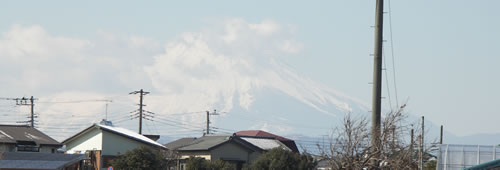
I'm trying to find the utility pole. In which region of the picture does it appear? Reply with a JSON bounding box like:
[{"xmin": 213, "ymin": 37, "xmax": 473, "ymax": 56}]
[
  {"xmin": 205, "ymin": 109, "xmax": 219, "ymax": 135},
  {"xmin": 371, "ymin": 0, "xmax": 384, "ymax": 166},
  {"xmin": 410, "ymin": 129, "xmax": 414, "ymax": 161},
  {"xmin": 1, "ymin": 96, "xmax": 38, "ymax": 127},
  {"xmin": 420, "ymin": 116, "xmax": 425, "ymax": 170},
  {"xmin": 29, "ymin": 96, "xmax": 34, "ymax": 127},
  {"xmin": 129, "ymin": 89, "xmax": 150, "ymax": 134},
  {"xmin": 391, "ymin": 125, "xmax": 395, "ymax": 153},
  {"xmin": 206, "ymin": 111, "xmax": 210, "ymax": 135},
  {"xmin": 440, "ymin": 125, "xmax": 443, "ymax": 144}
]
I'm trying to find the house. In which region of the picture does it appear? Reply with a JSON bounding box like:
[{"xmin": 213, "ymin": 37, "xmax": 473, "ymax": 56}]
[
  {"xmin": 171, "ymin": 133, "xmax": 290, "ymax": 170},
  {"xmin": 0, "ymin": 152, "xmax": 85, "ymax": 170},
  {"xmin": 61, "ymin": 121, "xmax": 166, "ymax": 169},
  {"xmin": 235, "ymin": 130, "xmax": 300, "ymax": 153},
  {"xmin": 0, "ymin": 124, "xmax": 62, "ymax": 153}
]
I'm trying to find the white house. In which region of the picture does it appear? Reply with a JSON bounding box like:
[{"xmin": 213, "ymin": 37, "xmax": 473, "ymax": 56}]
[{"xmin": 62, "ymin": 121, "xmax": 166, "ymax": 169}]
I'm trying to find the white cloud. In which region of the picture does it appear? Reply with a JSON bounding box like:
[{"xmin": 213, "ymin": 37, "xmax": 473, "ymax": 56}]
[
  {"xmin": 0, "ymin": 24, "xmax": 90, "ymax": 60},
  {"xmin": 279, "ymin": 39, "xmax": 304, "ymax": 54},
  {"xmin": 1, "ymin": 20, "xmax": 368, "ymax": 139}
]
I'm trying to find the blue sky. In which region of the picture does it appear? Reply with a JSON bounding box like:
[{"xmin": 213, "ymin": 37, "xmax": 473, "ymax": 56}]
[{"xmin": 1, "ymin": 0, "xmax": 499, "ymax": 138}]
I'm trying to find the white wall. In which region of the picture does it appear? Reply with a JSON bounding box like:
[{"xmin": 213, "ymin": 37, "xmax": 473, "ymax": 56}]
[{"xmin": 65, "ymin": 128, "xmax": 102, "ymax": 154}]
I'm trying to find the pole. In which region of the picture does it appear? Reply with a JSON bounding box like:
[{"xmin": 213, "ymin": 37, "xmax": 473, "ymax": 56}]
[
  {"xmin": 129, "ymin": 89, "xmax": 149, "ymax": 134},
  {"xmin": 139, "ymin": 89, "xmax": 144, "ymax": 134},
  {"xmin": 420, "ymin": 116, "xmax": 425, "ymax": 170},
  {"xmin": 391, "ymin": 125, "xmax": 395, "ymax": 153},
  {"xmin": 410, "ymin": 129, "xmax": 414, "ymax": 161},
  {"xmin": 206, "ymin": 111, "xmax": 210, "ymax": 135},
  {"xmin": 30, "ymin": 96, "xmax": 34, "ymax": 128},
  {"xmin": 440, "ymin": 125, "xmax": 443, "ymax": 144},
  {"xmin": 371, "ymin": 0, "xmax": 384, "ymax": 165}
]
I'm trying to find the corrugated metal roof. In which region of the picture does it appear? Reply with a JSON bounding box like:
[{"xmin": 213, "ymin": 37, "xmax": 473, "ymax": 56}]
[
  {"xmin": 62, "ymin": 123, "xmax": 166, "ymax": 149},
  {"xmin": 98, "ymin": 124, "xmax": 166, "ymax": 149},
  {"xmin": 235, "ymin": 130, "xmax": 300, "ymax": 153},
  {"xmin": 239, "ymin": 137, "xmax": 290, "ymax": 151},
  {"xmin": 0, "ymin": 152, "xmax": 84, "ymax": 169},
  {"xmin": 0, "ymin": 125, "xmax": 61, "ymax": 146}
]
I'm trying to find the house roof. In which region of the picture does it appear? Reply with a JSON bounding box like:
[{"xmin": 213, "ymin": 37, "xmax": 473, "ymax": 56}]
[
  {"xmin": 235, "ymin": 130, "xmax": 299, "ymax": 153},
  {"xmin": 0, "ymin": 152, "xmax": 85, "ymax": 169},
  {"xmin": 165, "ymin": 137, "xmax": 197, "ymax": 150},
  {"xmin": 0, "ymin": 124, "xmax": 61, "ymax": 146},
  {"xmin": 177, "ymin": 134, "xmax": 233, "ymax": 151},
  {"xmin": 235, "ymin": 130, "xmax": 292, "ymax": 141},
  {"xmin": 239, "ymin": 136, "xmax": 290, "ymax": 151},
  {"xmin": 62, "ymin": 123, "xmax": 166, "ymax": 149}
]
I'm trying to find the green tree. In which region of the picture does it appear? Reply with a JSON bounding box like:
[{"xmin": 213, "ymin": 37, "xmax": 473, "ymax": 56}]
[
  {"xmin": 250, "ymin": 148, "xmax": 317, "ymax": 170},
  {"xmin": 185, "ymin": 157, "xmax": 210, "ymax": 170},
  {"xmin": 111, "ymin": 146, "xmax": 167, "ymax": 170},
  {"xmin": 424, "ymin": 160, "xmax": 437, "ymax": 170},
  {"xmin": 185, "ymin": 157, "xmax": 235, "ymax": 170}
]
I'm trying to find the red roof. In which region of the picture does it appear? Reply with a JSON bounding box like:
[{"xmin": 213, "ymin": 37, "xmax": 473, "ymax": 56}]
[{"xmin": 235, "ymin": 130, "xmax": 299, "ymax": 153}]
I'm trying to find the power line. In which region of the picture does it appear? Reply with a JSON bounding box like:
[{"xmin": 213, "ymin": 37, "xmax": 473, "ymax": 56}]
[
  {"xmin": 387, "ymin": 0, "xmax": 400, "ymax": 107},
  {"xmin": 1, "ymin": 96, "xmax": 38, "ymax": 127},
  {"xmin": 206, "ymin": 109, "xmax": 219, "ymax": 135},
  {"xmin": 36, "ymin": 99, "xmax": 113, "ymax": 104},
  {"xmin": 383, "ymin": 46, "xmax": 393, "ymax": 110},
  {"xmin": 129, "ymin": 89, "xmax": 150, "ymax": 134}
]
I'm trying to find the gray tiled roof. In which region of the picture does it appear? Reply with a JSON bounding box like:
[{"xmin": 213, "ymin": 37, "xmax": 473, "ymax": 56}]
[
  {"xmin": 165, "ymin": 137, "xmax": 197, "ymax": 150},
  {"xmin": 0, "ymin": 125, "xmax": 60, "ymax": 146},
  {"xmin": 177, "ymin": 134, "xmax": 233, "ymax": 151},
  {"xmin": 0, "ymin": 152, "xmax": 85, "ymax": 169}
]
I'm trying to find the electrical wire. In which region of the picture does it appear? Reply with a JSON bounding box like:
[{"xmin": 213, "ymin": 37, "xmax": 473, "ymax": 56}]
[
  {"xmin": 383, "ymin": 46, "xmax": 393, "ymax": 110},
  {"xmin": 387, "ymin": 0, "xmax": 400, "ymax": 107}
]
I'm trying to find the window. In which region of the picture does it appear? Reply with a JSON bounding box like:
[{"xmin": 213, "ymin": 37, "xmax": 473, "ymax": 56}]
[{"xmin": 16, "ymin": 140, "xmax": 39, "ymax": 152}]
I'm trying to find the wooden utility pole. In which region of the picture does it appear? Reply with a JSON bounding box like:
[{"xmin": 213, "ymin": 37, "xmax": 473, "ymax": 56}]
[
  {"xmin": 129, "ymin": 89, "xmax": 149, "ymax": 134},
  {"xmin": 371, "ymin": 0, "xmax": 384, "ymax": 165}
]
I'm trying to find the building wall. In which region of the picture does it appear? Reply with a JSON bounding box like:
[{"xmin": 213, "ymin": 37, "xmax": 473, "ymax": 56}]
[
  {"xmin": 0, "ymin": 144, "xmax": 15, "ymax": 152},
  {"xmin": 248, "ymin": 151, "xmax": 261, "ymax": 164},
  {"xmin": 65, "ymin": 128, "xmax": 103, "ymax": 154},
  {"xmin": 40, "ymin": 146, "xmax": 59, "ymax": 153},
  {"xmin": 211, "ymin": 142, "xmax": 251, "ymax": 162},
  {"xmin": 101, "ymin": 130, "xmax": 154, "ymax": 156}
]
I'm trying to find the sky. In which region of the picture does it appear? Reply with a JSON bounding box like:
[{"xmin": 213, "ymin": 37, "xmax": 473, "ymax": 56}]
[{"xmin": 1, "ymin": 0, "xmax": 499, "ymax": 140}]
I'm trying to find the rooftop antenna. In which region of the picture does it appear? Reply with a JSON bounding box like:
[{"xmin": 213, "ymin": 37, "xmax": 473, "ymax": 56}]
[{"xmin": 104, "ymin": 100, "xmax": 113, "ymax": 120}]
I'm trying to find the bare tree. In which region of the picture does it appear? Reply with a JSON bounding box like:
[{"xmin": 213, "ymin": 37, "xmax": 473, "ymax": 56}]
[{"xmin": 317, "ymin": 104, "xmax": 435, "ymax": 170}]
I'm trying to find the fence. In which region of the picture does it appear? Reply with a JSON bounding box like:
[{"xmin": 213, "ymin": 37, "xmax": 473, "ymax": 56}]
[{"xmin": 437, "ymin": 144, "xmax": 500, "ymax": 170}]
